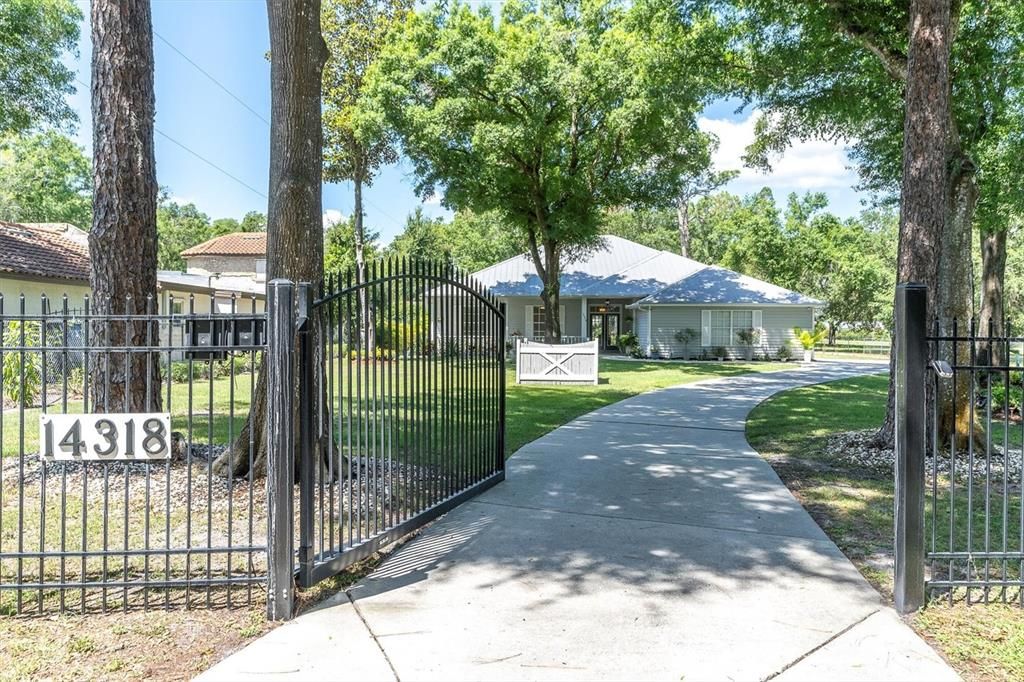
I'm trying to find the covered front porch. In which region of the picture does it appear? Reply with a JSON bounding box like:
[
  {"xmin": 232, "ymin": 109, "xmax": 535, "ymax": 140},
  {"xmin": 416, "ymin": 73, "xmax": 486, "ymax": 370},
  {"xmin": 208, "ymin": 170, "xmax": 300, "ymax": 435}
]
[{"xmin": 502, "ymin": 296, "xmax": 639, "ymax": 350}]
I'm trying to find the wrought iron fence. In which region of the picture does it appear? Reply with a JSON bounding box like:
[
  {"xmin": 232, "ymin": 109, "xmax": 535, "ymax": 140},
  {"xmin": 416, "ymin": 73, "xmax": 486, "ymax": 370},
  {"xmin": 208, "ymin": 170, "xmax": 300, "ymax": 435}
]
[
  {"xmin": 1, "ymin": 263, "xmax": 506, "ymax": 620},
  {"xmin": 0, "ymin": 292, "xmax": 267, "ymax": 614},
  {"xmin": 894, "ymin": 284, "xmax": 1024, "ymax": 611},
  {"xmin": 294, "ymin": 260, "xmax": 506, "ymax": 589}
]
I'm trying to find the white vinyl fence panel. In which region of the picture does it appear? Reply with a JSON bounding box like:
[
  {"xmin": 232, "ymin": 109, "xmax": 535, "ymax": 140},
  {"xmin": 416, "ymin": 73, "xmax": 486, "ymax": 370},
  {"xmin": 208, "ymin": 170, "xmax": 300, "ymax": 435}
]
[{"xmin": 515, "ymin": 339, "xmax": 599, "ymax": 385}]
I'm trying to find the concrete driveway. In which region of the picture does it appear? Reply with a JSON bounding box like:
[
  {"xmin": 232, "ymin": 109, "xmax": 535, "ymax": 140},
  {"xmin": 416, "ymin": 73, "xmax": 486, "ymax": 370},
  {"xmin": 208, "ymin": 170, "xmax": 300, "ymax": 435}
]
[{"xmin": 200, "ymin": 361, "xmax": 959, "ymax": 682}]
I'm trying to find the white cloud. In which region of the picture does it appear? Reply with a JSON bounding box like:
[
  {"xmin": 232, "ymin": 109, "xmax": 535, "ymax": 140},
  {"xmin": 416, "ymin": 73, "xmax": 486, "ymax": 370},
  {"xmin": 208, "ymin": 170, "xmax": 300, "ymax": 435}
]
[
  {"xmin": 698, "ymin": 111, "xmax": 858, "ymax": 194},
  {"xmin": 322, "ymin": 209, "xmax": 346, "ymax": 230}
]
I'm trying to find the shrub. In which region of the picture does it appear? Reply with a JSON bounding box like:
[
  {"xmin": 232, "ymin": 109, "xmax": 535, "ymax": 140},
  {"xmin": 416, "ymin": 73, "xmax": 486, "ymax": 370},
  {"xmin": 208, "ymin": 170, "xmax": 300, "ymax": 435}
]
[
  {"xmin": 617, "ymin": 331, "xmax": 639, "ymax": 355},
  {"xmin": 777, "ymin": 342, "xmax": 793, "ymax": 361},
  {"xmin": 713, "ymin": 345, "xmax": 728, "ymax": 359},
  {"xmin": 2, "ymin": 322, "xmax": 42, "ymax": 407},
  {"xmin": 991, "ymin": 383, "xmax": 1023, "ymax": 412},
  {"xmin": 736, "ymin": 328, "xmax": 760, "ymax": 346},
  {"xmin": 674, "ymin": 328, "xmax": 698, "ymax": 358}
]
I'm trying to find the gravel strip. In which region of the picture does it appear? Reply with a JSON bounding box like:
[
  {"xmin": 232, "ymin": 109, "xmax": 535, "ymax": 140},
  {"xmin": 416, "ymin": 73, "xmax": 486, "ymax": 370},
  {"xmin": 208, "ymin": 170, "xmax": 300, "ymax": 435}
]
[{"xmin": 825, "ymin": 428, "xmax": 1024, "ymax": 484}]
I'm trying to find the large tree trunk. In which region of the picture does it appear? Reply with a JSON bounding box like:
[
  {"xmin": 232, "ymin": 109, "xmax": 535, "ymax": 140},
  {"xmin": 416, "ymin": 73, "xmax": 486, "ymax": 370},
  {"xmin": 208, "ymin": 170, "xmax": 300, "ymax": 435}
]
[
  {"xmin": 676, "ymin": 197, "xmax": 690, "ymax": 258},
  {"xmin": 979, "ymin": 226, "xmax": 1007, "ymax": 363},
  {"xmin": 524, "ymin": 228, "xmax": 562, "ymax": 343},
  {"xmin": 89, "ymin": 0, "xmax": 161, "ymax": 413},
  {"xmin": 936, "ymin": 157, "xmax": 979, "ymax": 446},
  {"xmin": 214, "ymin": 0, "xmax": 328, "ymax": 478},
  {"xmin": 541, "ymin": 237, "xmax": 562, "ymax": 342},
  {"xmin": 352, "ymin": 172, "xmax": 375, "ymax": 353},
  {"xmin": 874, "ymin": 0, "xmax": 951, "ymax": 448}
]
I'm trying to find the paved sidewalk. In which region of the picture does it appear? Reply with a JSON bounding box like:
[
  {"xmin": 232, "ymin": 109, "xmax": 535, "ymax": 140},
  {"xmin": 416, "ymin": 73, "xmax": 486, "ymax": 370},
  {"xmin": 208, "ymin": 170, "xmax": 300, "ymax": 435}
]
[{"xmin": 200, "ymin": 362, "xmax": 959, "ymax": 682}]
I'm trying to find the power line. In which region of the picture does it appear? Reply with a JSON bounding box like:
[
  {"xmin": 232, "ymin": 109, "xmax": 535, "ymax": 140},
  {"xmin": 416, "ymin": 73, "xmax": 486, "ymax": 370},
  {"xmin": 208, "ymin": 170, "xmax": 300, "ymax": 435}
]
[
  {"xmin": 76, "ymin": 77, "xmax": 267, "ymax": 199},
  {"xmin": 153, "ymin": 30, "xmax": 271, "ymax": 126},
  {"xmin": 154, "ymin": 128, "xmax": 268, "ymax": 199}
]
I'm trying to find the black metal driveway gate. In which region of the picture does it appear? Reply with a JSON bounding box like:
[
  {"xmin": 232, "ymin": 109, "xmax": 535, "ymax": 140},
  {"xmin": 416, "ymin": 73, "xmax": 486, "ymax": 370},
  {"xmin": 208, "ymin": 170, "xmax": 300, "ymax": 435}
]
[
  {"xmin": 289, "ymin": 259, "xmax": 506, "ymax": 597},
  {"xmin": 894, "ymin": 283, "xmax": 1024, "ymax": 613}
]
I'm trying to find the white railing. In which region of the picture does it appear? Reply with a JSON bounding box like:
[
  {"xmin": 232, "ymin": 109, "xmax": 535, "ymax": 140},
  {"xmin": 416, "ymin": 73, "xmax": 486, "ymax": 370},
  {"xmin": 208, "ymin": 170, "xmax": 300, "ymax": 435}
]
[
  {"xmin": 517, "ymin": 335, "xmax": 587, "ymax": 344},
  {"xmin": 515, "ymin": 338, "xmax": 599, "ymax": 385}
]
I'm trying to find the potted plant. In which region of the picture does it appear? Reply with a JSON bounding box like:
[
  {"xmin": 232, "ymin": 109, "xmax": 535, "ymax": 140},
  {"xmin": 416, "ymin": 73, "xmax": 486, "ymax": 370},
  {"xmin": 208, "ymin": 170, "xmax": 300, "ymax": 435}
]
[
  {"xmin": 735, "ymin": 328, "xmax": 760, "ymax": 361},
  {"xmin": 713, "ymin": 345, "xmax": 728, "ymax": 362},
  {"xmin": 776, "ymin": 342, "xmax": 793, "ymax": 362},
  {"xmin": 617, "ymin": 331, "xmax": 640, "ymax": 357},
  {"xmin": 792, "ymin": 327, "xmax": 827, "ymax": 362},
  {"xmin": 674, "ymin": 328, "xmax": 699, "ymax": 360}
]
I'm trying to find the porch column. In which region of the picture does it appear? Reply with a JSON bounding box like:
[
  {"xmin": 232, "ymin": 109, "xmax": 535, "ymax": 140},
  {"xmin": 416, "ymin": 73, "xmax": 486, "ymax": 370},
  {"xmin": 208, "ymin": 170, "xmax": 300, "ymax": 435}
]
[{"xmin": 581, "ymin": 297, "xmax": 588, "ymax": 340}]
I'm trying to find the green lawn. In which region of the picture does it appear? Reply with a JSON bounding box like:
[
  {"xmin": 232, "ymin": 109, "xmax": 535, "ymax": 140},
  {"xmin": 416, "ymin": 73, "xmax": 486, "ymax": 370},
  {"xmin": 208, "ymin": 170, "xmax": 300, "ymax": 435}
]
[
  {"xmin": 1, "ymin": 372, "xmax": 255, "ymax": 456},
  {"xmin": 4, "ymin": 358, "xmax": 790, "ymax": 460},
  {"xmin": 507, "ymin": 358, "xmax": 789, "ymax": 454},
  {"xmin": 747, "ymin": 373, "xmax": 1024, "ymax": 682}
]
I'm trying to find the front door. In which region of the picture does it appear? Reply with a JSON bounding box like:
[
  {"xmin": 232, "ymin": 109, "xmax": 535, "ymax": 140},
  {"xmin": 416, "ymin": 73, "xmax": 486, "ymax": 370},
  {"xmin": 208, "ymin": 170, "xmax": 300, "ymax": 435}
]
[{"xmin": 589, "ymin": 312, "xmax": 619, "ymax": 350}]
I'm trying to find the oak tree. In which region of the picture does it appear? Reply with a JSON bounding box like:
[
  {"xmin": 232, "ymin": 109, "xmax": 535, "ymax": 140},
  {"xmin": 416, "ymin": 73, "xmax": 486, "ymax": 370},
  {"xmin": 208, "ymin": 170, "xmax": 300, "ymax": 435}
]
[{"xmin": 364, "ymin": 0, "xmax": 722, "ymax": 341}]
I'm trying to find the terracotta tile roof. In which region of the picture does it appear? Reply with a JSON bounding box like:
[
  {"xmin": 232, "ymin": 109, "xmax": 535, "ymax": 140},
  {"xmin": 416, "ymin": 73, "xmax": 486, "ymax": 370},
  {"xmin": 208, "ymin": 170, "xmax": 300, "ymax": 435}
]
[
  {"xmin": 0, "ymin": 221, "xmax": 91, "ymax": 281},
  {"xmin": 180, "ymin": 232, "xmax": 267, "ymax": 257}
]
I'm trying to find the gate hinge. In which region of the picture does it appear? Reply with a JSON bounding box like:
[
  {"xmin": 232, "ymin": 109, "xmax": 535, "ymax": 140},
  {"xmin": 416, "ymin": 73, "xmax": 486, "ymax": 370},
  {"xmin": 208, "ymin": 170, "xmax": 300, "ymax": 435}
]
[{"xmin": 296, "ymin": 283, "xmax": 312, "ymax": 333}]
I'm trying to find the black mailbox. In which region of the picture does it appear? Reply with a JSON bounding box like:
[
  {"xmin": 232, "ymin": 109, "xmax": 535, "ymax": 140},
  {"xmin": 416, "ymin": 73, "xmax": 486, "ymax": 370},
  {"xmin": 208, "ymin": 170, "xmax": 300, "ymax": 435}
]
[
  {"xmin": 231, "ymin": 318, "xmax": 265, "ymax": 348},
  {"xmin": 186, "ymin": 318, "xmax": 226, "ymax": 360},
  {"xmin": 185, "ymin": 317, "xmax": 265, "ymax": 359}
]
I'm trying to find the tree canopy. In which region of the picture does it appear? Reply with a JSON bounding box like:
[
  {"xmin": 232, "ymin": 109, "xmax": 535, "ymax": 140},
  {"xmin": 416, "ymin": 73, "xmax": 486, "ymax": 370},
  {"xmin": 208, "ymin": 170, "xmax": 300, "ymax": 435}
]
[
  {"xmin": 0, "ymin": 131, "xmax": 91, "ymax": 227},
  {"xmin": 0, "ymin": 0, "xmax": 80, "ymax": 134},
  {"xmin": 363, "ymin": 0, "xmax": 725, "ymax": 339},
  {"xmin": 385, "ymin": 207, "xmax": 522, "ymax": 272}
]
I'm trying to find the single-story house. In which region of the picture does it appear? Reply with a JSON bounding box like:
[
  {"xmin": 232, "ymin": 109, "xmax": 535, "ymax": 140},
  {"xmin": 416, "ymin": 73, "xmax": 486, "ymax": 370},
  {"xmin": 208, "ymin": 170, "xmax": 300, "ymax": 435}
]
[{"xmin": 471, "ymin": 235, "xmax": 821, "ymax": 359}]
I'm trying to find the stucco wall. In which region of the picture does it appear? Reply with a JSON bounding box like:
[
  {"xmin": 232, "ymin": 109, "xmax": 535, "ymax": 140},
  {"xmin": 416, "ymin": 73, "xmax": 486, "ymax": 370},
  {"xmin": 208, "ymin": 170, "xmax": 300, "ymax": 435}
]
[
  {"xmin": 184, "ymin": 255, "xmax": 262, "ymax": 277},
  {"xmin": 0, "ymin": 276, "xmax": 91, "ymax": 314}
]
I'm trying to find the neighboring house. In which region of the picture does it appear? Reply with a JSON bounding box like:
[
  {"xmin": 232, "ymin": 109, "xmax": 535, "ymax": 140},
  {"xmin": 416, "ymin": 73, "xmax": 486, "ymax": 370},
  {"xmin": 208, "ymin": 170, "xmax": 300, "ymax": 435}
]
[
  {"xmin": 0, "ymin": 221, "xmax": 266, "ymax": 316},
  {"xmin": 181, "ymin": 232, "xmax": 267, "ymax": 281},
  {"xmin": 471, "ymin": 235, "xmax": 821, "ymax": 359}
]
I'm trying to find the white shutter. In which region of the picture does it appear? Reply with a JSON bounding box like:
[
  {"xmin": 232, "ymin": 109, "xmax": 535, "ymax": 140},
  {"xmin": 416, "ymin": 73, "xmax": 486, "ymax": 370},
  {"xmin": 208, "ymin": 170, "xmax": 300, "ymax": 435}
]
[
  {"xmin": 752, "ymin": 310, "xmax": 763, "ymax": 345},
  {"xmin": 559, "ymin": 305, "xmax": 566, "ymax": 337},
  {"xmin": 525, "ymin": 305, "xmax": 534, "ymax": 339},
  {"xmin": 701, "ymin": 310, "xmax": 711, "ymax": 347}
]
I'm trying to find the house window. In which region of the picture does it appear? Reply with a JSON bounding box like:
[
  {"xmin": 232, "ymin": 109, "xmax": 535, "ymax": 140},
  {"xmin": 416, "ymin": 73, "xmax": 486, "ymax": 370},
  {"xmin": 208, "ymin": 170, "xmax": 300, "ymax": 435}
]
[
  {"xmin": 709, "ymin": 311, "xmax": 732, "ymax": 346},
  {"xmin": 532, "ymin": 306, "xmax": 549, "ymax": 339},
  {"xmin": 706, "ymin": 310, "xmax": 756, "ymax": 346},
  {"xmin": 170, "ymin": 298, "xmax": 185, "ymax": 327},
  {"xmin": 255, "ymin": 259, "xmax": 267, "ymax": 281}
]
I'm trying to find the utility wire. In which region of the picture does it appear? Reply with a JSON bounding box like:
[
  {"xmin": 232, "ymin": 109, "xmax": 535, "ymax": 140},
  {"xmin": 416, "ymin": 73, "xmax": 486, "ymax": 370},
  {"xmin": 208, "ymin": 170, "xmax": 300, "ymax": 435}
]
[
  {"xmin": 154, "ymin": 128, "xmax": 268, "ymax": 198},
  {"xmin": 75, "ymin": 77, "xmax": 267, "ymax": 199},
  {"xmin": 153, "ymin": 30, "xmax": 271, "ymax": 126},
  {"xmin": 150, "ymin": 31, "xmax": 410, "ymax": 228}
]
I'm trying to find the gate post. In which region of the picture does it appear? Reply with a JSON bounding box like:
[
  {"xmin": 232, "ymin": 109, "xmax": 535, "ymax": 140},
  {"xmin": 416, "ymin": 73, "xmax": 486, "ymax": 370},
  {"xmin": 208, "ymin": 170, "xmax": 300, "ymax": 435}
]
[
  {"xmin": 894, "ymin": 283, "xmax": 927, "ymax": 614},
  {"xmin": 296, "ymin": 282, "xmax": 315, "ymax": 588},
  {"xmin": 266, "ymin": 279, "xmax": 296, "ymax": 621},
  {"xmin": 498, "ymin": 301, "xmax": 506, "ymax": 475}
]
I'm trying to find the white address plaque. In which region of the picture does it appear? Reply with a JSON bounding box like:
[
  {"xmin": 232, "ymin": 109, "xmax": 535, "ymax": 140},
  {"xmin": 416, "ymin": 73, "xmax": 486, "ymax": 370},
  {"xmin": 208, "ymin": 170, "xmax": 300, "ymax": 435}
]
[{"xmin": 40, "ymin": 413, "xmax": 172, "ymax": 461}]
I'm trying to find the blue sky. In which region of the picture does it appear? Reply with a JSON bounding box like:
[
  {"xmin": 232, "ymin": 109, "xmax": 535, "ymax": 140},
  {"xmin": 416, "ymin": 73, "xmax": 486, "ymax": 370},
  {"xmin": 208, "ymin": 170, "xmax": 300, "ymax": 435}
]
[{"xmin": 65, "ymin": 0, "xmax": 867, "ymax": 246}]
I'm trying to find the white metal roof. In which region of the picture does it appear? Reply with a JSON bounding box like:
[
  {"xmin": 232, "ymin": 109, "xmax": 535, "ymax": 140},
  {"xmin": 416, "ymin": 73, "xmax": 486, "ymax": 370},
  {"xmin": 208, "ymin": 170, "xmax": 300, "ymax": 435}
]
[
  {"xmin": 635, "ymin": 265, "xmax": 822, "ymax": 306},
  {"xmin": 471, "ymin": 235, "xmax": 819, "ymax": 306},
  {"xmin": 157, "ymin": 271, "xmax": 265, "ymax": 297}
]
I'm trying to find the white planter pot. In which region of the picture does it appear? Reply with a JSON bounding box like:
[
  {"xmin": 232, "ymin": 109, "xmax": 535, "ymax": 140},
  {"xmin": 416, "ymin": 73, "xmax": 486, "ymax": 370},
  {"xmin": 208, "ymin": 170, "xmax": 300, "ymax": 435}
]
[
  {"xmin": 803, "ymin": 349, "xmax": 814, "ymax": 362},
  {"xmin": 743, "ymin": 347, "xmax": 754, "ymax": 361}
]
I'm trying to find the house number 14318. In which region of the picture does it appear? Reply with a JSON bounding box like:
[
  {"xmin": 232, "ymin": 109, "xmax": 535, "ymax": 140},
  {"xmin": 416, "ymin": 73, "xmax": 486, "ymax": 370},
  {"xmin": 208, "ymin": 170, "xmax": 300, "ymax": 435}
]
[{"xmin": 39, "ymin": 413, "xmax": 172, "ymax": 461}]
